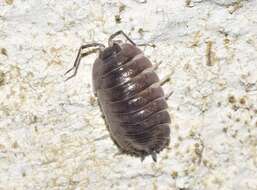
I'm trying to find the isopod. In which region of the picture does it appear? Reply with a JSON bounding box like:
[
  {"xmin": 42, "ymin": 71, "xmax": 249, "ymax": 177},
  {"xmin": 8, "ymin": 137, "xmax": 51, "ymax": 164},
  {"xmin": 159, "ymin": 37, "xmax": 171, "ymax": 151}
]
[{"xmin": 65, "ymin": 31, "xmax": 171, "ymax": 162}]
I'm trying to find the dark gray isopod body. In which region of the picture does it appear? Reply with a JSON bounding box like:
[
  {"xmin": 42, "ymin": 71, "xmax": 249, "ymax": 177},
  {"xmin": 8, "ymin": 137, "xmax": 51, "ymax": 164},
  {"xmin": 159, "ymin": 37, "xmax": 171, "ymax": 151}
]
[{"xmin": 66, "ymin": 31, "xmax": 171, "ymax": 161}]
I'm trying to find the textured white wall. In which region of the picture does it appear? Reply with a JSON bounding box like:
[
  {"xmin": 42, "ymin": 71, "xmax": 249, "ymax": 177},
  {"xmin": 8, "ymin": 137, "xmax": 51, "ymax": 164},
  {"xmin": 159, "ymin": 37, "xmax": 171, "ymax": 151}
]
[{"xmin": 0, "ymin": 0, "xmax": 256, "ymax": 189}]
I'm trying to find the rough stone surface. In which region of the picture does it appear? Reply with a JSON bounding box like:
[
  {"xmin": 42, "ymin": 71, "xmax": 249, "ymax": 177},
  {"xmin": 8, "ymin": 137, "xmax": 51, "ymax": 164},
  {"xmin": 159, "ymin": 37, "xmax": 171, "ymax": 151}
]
[{"xmin": 0, "ymin": 0, "xmax": 256, "ymax": 189}]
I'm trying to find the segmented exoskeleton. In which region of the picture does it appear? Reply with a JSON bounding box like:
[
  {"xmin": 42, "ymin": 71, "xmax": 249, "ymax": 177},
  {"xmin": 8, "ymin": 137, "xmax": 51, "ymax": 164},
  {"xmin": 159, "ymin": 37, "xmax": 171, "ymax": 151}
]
[{"xmin": 66, "ymin": 31, "xmax": 171, "ymax": 162}]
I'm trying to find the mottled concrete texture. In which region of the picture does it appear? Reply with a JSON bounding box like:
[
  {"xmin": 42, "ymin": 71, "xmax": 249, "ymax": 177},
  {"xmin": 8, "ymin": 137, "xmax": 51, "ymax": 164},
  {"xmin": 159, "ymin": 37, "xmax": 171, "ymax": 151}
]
[{"xmin": 0, "ymin": 0, "xmax": 257, "ymax": 189}]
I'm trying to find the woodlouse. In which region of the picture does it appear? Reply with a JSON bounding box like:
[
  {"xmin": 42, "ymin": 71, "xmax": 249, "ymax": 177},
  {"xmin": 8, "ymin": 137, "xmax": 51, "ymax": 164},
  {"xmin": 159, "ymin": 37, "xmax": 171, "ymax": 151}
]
[{"xmin": 66, "ymin": 31, "xmax": 171, "ymax": 162}]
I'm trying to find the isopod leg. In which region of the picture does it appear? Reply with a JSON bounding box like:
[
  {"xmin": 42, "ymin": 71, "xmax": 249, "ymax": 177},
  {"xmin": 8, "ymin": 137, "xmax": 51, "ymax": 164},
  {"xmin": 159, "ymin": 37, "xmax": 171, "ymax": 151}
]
[
  {"xmin": 158, "ymin": 74, "xmax": 174, "ymax": 100},
  {"xmin": 158, "ymin": 74, "xmax": 171, "ymax": 86},
  {"xmin": 137, "ymin": 43, "xmax": 156, "ymax": 48},
  {"xmin": 108, "ymin": 30, "xmax": 136, "ymax": 46},
  {"xmin": 151, "ymin": 151, "xmax": 157, "ymax": 162},
  {"xmin": 65, "ymin": 43, "xmax": 105, "ymax": 81},
  {"xmin": 165, "ymin": 90, "xmax": 173, "ymax": 100}
]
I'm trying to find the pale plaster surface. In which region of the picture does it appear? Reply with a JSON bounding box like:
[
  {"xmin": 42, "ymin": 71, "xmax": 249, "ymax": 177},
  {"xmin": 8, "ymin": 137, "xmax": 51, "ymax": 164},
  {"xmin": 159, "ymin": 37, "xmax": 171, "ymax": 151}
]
[{"xmin": 0, "ymin": 0, "xmax": 257, "ymax": 190}]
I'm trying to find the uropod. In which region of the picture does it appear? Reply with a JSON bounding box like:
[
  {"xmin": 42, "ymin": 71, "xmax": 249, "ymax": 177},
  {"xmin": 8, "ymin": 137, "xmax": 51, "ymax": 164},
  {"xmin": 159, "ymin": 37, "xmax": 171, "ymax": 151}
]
[{"xmin": 66, "ymin": 31, "xmax": 172, "ymax": 162}]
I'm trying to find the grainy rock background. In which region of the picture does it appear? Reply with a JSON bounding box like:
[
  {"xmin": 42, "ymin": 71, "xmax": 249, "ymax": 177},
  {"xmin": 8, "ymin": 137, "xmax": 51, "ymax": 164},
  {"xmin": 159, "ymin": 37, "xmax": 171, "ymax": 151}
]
[{"xmin": 0, "ymin": 0, "xmax": 257, "ymax": 189}]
